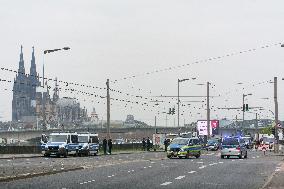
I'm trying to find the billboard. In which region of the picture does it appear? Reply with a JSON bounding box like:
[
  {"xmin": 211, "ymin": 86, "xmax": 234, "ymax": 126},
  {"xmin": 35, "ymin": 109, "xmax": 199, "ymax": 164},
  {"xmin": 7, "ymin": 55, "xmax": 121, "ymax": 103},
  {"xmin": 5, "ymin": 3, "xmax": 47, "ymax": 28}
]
[{"xmin": 197, "ymin": 120, "xmax": 219, "ymax": 136}]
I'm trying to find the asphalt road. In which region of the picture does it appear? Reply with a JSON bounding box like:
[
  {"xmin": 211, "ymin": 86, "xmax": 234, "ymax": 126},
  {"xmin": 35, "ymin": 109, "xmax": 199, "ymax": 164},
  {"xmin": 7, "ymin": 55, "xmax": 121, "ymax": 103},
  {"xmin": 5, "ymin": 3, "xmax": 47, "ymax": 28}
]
[{"xmin": 1, "ymin": 150, "xmax": 283, "ymax": 189}]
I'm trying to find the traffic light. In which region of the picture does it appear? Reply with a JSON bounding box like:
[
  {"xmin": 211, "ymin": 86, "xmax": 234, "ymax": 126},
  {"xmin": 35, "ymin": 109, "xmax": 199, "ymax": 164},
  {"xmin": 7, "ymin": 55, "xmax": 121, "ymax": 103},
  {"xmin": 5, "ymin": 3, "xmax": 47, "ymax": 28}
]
[
  {"xmin": 243, "ymin": 104, "xmax": 245, "ymax": 111},
  {"xmin": 168, "ymin": 108, "xmax": 172, "ymax": 114},
  {"xmin": 246, "ymin": 104, "xmax": 249, "ymax": 111},
  {"xmin": 172, "ymin": 108, "xmax": 175, "ymax": 115}
]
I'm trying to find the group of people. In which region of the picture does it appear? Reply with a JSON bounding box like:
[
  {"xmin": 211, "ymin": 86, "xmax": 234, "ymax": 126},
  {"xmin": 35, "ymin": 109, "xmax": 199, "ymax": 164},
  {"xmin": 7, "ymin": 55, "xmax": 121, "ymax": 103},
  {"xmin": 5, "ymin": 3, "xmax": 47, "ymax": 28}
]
[
  {"xmin": 142, "ymin": 137, "xmax": 152, "ymax": 151},
  {"xmin": 102, "ymin": 138, "xmax": 112, "ymax": 155}
]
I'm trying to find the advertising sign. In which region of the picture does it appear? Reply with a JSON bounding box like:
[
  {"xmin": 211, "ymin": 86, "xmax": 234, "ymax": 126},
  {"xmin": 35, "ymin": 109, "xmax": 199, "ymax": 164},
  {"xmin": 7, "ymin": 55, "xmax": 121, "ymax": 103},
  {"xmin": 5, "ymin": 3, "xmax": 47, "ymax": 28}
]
[{"xmin": 197, "ymin": 120, "xmax": 219, "ymax": 136}]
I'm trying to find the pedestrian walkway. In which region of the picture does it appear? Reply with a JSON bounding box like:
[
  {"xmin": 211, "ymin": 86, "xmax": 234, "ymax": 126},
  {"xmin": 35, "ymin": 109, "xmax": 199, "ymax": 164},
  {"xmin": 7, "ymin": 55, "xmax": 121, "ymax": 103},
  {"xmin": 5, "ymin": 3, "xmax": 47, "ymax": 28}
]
[{"xmin": 262, "ymin": 162, "xmax": 284, "ymax": 189}]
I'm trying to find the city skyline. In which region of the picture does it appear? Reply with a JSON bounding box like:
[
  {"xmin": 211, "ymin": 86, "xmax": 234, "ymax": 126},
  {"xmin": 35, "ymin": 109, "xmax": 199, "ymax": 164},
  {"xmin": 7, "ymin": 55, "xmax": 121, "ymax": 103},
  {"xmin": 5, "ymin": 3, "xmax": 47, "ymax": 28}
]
[{"xmin": 0, "ymin": 1, "xmax": 284, "ymax": 126}]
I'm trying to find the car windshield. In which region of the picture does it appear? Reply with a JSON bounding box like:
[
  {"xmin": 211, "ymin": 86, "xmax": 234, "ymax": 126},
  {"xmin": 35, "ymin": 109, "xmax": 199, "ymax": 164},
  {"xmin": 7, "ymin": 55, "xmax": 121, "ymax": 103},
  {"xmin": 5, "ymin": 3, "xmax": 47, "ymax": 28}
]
[
  {"xmin": 49, "ymin": 135, "xmax": 67, "ymax": 142},
  {"xmin": 222, "ymin": 138, "xmax": 239, "ymax": 145},
  {"xmin": 78, "ymin": 136, "xmax": 89, "ymax": 143},
  {"xmin": 171, "ymin": 138, "xmax": 189, "ymax": 145}
]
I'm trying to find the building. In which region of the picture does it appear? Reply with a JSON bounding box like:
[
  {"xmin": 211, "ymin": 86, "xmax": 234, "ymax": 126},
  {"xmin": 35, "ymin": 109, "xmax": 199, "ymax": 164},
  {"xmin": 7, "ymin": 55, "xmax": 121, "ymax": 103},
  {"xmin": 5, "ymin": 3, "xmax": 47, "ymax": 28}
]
[
  {"xmin": 12, "ymin": 46, "xmax": 40, "ymax": 121},
  {"xmin": 12, "ymin": 46, "xmax": 88, "ymax": 129}
]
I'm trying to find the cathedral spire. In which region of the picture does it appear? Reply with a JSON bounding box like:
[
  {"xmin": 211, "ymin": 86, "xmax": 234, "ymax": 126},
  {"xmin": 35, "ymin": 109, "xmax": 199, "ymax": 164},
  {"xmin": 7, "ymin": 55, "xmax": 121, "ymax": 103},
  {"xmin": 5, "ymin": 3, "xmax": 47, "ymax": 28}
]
[
  {"xmin": 29, "ymin": 46, "xmax": 37, "ymax": 81},
  {"xmin": 18, "ymin": 45, "xmax": 25, "ymax": 75}
]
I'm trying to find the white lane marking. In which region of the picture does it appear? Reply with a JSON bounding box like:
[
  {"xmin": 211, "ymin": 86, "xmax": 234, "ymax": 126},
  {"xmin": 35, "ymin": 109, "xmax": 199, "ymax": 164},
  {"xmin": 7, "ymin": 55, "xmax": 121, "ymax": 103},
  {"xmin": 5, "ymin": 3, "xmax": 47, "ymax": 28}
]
[
  {"xmin": 197, "ymin": 162, "xmax": 204, "ymax": 164},
  {"xmin": 188, "ymin": 171, "xmax": 196, "ymax": 174},
  {"xmin": 83, "ymin": 182, "xmax": 88, "ymax": 184},
  {"xmin": 199, "ymin": 165, "xmax": 206, "ymax": 169},
  {"xmin": 232, "ymin": 160, "xmax": 235, "ymax": 162},
  {"xmin": 88, "ymin": 181, "xmax": 92, "ymax": 183},
  {"xmin": 92, "ymin": 180, "xmax": 95, "ymax": 182},
  {"xmin": 276, "ymin": 169, "xmax": 281, "ymax": 172},
  {"xmin": 128, "ymin": 171, "xmax": 131, "ymax": 173},
  {"xmin": 209, "ymin": 163, "xmax": 217, "ymax": 166},
  {"xmin": 143, "ymin": 167, "xmax": 147, "ymax": 169},
  {"xmin": 148, "ymin": 166, "xmax": 152, "ymax": 168},
  {"xmin": 191, "ymin": 160, "xmax": 194, "ymax": 162},
  {"xmin": 175, "ymin": 176, "xmax": 186, "ymax": 180},
  {"xmin": 239, "ymin": 159, "xmax": 243, "ymax": 161},
  {"xmin": 256, "ymin": 156, "xmax": 260, "ymax": 158},
  {"xmin": 252, "ymin": 157, "xmax": 256, "ymax": 159},
  {"xmin": 161, "ymin": 182, "xmax": 172, "ymax": 186},
  {"xmin": 150, "ymin": 162, "xmax": 155, "ymax": 164},
  {"xmin": 131, "ymin": 170, "xmax": 134, "ymax": 172},
  {"xmin": 219, "ymin": 162, "xmax": 224, "ymax": 164}
]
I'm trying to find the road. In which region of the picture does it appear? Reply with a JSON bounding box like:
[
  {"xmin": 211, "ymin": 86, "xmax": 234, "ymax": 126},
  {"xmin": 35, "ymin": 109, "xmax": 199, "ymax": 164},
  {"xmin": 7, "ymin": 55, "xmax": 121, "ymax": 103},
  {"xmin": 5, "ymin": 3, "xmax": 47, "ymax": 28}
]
[{"xmin": 1, "ymin": 150, "xmax": 283, "ymax": 189}]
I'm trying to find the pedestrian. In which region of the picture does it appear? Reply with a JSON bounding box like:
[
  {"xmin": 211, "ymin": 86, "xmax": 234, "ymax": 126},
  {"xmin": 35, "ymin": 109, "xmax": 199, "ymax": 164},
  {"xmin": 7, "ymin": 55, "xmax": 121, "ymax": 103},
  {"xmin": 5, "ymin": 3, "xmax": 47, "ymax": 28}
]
[
  {"xmin": 142, "ymin": 138, "xmax": 146, "ymax": 151},
  {"xmin": 262, "ymin": 146, "xmax": 267, "ymax": 155},
  {"xmin": 108, "ymin": 138, "xmax": 112, "ymax": 155},
  {"xmin": 103, "ymin": 138, "xmax": 107, "ymax": 155},
  {"xmin": 164, "ymin": 138, "xmax": 169, "ymax": 152},
  {"xmin": 146, "ymin": 137, "xmax": 151, "ymax": 151}
]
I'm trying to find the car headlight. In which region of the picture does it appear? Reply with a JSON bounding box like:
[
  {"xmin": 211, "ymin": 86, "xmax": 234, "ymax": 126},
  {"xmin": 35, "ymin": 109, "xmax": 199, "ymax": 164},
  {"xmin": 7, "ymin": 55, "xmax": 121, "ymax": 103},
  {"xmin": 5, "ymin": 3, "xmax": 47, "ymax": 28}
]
[{"xmin": 180, "ymin": 148, "xmax": 185, "ymax": 152}]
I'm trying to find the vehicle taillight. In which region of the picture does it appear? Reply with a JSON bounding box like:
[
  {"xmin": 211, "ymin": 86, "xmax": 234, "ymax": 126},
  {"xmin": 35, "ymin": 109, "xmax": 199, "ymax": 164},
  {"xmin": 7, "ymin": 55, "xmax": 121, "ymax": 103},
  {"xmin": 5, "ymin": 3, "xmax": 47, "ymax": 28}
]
[{"xmin": 236, "ymin": 146, "xmax": 241, "ymax": 150}]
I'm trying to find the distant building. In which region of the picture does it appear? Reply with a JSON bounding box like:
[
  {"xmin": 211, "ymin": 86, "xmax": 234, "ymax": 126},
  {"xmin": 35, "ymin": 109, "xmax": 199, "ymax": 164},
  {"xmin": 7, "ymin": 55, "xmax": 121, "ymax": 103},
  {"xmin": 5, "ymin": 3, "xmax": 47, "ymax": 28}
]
[
  {"xmin": 124, "ymin": 114, "xmax": 148, "ymax": 128},
  {"xmin": 12, "ymin": 46, "xmax": 40, "ymax": 121},
  {"xmin": 12, "ymin": 46, "xmax": 88, "ymax": 129}
]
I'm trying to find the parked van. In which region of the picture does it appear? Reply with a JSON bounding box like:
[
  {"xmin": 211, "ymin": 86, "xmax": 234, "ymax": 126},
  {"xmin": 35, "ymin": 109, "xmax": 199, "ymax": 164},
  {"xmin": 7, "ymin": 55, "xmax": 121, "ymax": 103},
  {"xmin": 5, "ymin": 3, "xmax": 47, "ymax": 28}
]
[
  {"xmin": 41, "ymin": 132, "xmax": 79, "ymax": 157},
  {"xmin": 77, "ymin": 133, "xmax": 99, "ymax": 156}
]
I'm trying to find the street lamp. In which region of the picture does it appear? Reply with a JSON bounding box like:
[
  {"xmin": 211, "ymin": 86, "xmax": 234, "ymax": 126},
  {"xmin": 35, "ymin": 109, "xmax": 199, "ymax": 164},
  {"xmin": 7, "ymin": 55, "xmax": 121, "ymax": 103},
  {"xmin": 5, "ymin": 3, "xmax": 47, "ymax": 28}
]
[
  {"xmin": 178, "ymin": 78, "xmax": 194, "ymax": 127},
  {"xmin": 242, "ymin": 93, "xmax": 252, "ymax": 128}
]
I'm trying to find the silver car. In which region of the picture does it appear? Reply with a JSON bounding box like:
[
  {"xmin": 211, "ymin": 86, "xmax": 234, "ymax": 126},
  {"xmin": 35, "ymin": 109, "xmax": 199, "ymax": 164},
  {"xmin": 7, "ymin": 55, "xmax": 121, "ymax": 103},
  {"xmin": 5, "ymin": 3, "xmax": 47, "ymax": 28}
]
[{"xmin": 221, "ymin": 137, "xmax": 247, "ymax": 159}]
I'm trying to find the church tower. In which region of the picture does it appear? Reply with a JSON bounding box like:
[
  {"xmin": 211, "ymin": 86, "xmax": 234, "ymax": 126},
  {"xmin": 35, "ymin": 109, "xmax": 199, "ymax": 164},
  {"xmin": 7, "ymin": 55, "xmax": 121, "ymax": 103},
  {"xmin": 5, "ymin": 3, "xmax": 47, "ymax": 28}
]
[{"xmin": 12, "ymin": 46, "xmax": 29, "ymax": 121}]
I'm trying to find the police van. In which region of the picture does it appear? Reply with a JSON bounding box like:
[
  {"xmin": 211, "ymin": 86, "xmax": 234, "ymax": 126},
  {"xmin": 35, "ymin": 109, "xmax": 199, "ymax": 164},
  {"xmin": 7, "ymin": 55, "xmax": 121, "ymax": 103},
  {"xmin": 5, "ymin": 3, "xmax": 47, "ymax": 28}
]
[
  {"xmin": 41, "ymin": 132, "xmax": 79, "ymax": 157},
  {"xmin": 77, "ymin": 133, "xmax": 99, "ymax": 156}
]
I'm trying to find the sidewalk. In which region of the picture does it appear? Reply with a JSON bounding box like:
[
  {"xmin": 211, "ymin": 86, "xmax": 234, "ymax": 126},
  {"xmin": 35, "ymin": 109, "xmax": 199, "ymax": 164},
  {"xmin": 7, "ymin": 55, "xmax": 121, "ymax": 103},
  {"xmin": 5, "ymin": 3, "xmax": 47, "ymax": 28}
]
[
  {"xmin": 0, "ymin": 150, "xmax": 164, "ymax": 159},
  {"xmin": 262, "ymin": 162, "xmax": 284, "ymax": 189}
]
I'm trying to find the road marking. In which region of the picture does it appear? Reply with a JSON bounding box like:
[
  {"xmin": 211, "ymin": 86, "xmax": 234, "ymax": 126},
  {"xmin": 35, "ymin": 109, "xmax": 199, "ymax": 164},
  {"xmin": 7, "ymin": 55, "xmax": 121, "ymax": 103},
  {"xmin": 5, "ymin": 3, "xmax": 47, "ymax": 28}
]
[
  {"xmin": 209, "ymin": 163, "xmax": 217, "ymax": 166},
  {"xmin": 92, "ymin": 180, "xmax": 95, "ymax": 182},
  {"xmin": 143, "ymin": 167, "xmax": 147, "ymax": 169},
  {"xmin": 232, "ymin": 160, "xmax": 235, "ymax": 162},
  {"xmin": 188, "ymin": 171, "xmax": 196, "ymax": 174},
  {"xmin": 191, "ymin": 160, "xmax": 194, "ymax": 161},
  {"xmin": 252, "ymin": 157, "xmax": 255, "ymax": 159},
  {"xmin": 197, "ymin": 162, "xmax": 204, "ymax": 164},
  {"xmin": 83, "ymin": 182, "xmax": 88, "ymax": 184},
  {"xmin": 148, "ymin": 166, "xmax": 152, "ymax": 168},
  {"xmin": 132, "ymin": 170, "xmax": 135, "ymax": 172},
  {"xmin": 88, "ymin": 181, "xmax": 92, "ymax": 183},
  {"xmin": 257, "ymin": 156, "xmax": 260, "ymax": 158},
  {"xmin": 161, "ymin": 182, "xmax": 172, "ymax": 186},
  {"xmin": 175, "ymin": 176, "xmax": 186, "ymax": 180},
  {"xmin": 199, "ymin": 165, "xmax": 206, "ymax": 169},
  {"xmin": 128, "ymin": 171, "xmax": 131, "ymax": 173}
]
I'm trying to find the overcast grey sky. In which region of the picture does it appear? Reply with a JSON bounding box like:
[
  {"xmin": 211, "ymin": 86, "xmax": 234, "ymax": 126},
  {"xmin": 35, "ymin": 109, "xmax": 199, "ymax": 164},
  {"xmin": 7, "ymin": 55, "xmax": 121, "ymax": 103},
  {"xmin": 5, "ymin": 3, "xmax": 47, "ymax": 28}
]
[{"xmin": 0, "ymin": 0, "xmax": 284, "ymax": 125}]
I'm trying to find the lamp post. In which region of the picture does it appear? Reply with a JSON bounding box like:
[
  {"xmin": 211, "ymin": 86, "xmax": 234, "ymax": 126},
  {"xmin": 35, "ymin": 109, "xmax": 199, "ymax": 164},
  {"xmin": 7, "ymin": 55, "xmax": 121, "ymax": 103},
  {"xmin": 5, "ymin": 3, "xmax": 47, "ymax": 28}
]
[
  {"xmin": 178, "ymin": 79, "xmax": 190, "ymax": 127},
  {"xmin": 42, "ymin": 47, "xmax": 70, "ymax": 130}
]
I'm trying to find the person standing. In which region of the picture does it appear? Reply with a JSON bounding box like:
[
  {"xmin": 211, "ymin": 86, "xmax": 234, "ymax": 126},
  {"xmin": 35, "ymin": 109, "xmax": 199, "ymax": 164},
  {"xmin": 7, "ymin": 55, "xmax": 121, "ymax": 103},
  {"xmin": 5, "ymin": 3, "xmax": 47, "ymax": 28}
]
[
  {"xmin": 108, "ymin": 138, "xmax": 113, "ymax": 155},
  {"xmin": 146, "ymin": 137, "xmax": 151, "ymax": 151},
  {"xmin": 142, "ymin": 138, "xmax": 146, "ymax": 151},
  {"xmin": 103, "ymin": 138, "xmax": 107, "ymax": 155},
  {"xmin": 164, "ymin": 138, "xmax": 169, "ymax": 152}
]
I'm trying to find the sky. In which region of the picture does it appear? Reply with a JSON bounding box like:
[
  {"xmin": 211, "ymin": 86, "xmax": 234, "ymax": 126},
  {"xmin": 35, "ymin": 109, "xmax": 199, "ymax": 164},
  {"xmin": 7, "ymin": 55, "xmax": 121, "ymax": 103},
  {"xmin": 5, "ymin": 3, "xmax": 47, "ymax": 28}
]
[{"xmin": 0, "ymin": 0, "xmax": 284, "ymax": 126}]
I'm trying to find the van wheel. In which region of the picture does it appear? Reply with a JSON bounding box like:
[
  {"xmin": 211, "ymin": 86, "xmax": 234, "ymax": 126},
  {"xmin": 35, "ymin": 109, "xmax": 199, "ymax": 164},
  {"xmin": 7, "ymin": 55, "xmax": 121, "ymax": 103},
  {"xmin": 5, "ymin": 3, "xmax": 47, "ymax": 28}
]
[
  {"xmin": 238, "ymin": 152, "xmax": 242, "ymax": 159},
  {"xmin": 64, "ymin": 151, "xmax": 68, "ymax": 158},
  {"xmin": 227, "ymin": 156, "xmax": 230, "ymax": 159},
  {"xmin": 221, "ymin": 155, "xmax": 224, "ymax": 159},
  {"xmin": 167, "ymin": 155, "xmax": 172, "ymax": 159}
]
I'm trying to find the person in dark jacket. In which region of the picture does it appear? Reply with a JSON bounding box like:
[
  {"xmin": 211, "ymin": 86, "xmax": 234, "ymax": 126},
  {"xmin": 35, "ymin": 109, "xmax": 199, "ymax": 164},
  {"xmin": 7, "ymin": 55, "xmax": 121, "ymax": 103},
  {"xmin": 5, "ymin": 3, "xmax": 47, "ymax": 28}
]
[
  {"xmin": 146, "ymin": 137, "xmax": 151, "ymax": 151},
  {"xmin": 108, "ymin": 138, "xmax": 113, "ymax": 155},
  {"xmin": 164, "ymin": 138, "xmax": 169, "ymax": 152},
  {"xmin": 103, "ymin": 138, "xmax": 107, "ymax": 155},
  {"xmin": 142, "ymin": 138, "xmax": 146, "ymax": 151}
]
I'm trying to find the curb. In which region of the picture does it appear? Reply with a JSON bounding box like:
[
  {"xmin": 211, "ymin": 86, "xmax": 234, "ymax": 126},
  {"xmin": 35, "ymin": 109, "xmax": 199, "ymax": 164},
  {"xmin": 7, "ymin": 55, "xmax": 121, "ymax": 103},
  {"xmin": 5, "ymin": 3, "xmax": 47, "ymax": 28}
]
[
  {"xmin": 0, "ymin": 166, "xmax": 84, "ymax": 183},
  {"xmin": 0, "ymin": 155, "xmax": 42, "ymax": 160}
]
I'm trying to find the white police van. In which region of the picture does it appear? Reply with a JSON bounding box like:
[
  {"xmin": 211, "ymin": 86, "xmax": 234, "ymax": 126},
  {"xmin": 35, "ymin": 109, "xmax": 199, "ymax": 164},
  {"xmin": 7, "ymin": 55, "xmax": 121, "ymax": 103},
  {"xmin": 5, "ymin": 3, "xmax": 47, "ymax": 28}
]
[
  {"xmin": 77, "ymin": 133, "xmax": 99, "ymax": 156},
  {"xmin": 41, "ymin": 132, "xmax": 79, "ymax": 157}
]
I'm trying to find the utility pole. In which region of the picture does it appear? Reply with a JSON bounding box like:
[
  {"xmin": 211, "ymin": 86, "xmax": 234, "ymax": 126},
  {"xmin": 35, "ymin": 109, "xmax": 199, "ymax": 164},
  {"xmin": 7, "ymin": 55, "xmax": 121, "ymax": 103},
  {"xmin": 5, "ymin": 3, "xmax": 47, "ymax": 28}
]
[
  {"xmin": 154, "ymin": 116, "xmax": 157, "ymax": 151},
  {"xmin": 274, "ymin": 77, "xmax": 279, "ymax": 153},
  {"xmin": 165, "ymin": 115, "xmax": 168, "ymax": 127},
  {"xmin": 106, "ymin": 79, "xmax": 110, "ymax": 139},
  {"xmin": 206, "ymin": 82, "xmax": 210, "ymax": 140},
  {"xmin": 177, "ymin": 79, "xmax": 180, "ymax": 127},
  {"xmin": 242, "ymin": 94, "xmax": 245, "ymax": 129},
  {"xmin": 256, "ymin": 113, "xmax": 259, "ymax": 142},
  {"xmin": 235, "ymin": 115, "xmax": 238, "ymax": 135}
]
